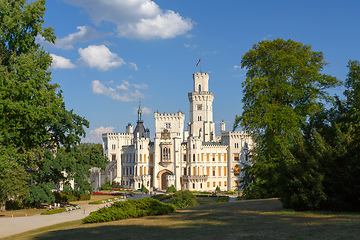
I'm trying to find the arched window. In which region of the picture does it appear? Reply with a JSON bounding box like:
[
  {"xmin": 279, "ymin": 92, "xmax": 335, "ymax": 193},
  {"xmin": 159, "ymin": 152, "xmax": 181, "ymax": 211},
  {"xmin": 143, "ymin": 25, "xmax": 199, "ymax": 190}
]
[{"xmin": 198, "ymin": 84, "xmax": 202, "ymax": 92}]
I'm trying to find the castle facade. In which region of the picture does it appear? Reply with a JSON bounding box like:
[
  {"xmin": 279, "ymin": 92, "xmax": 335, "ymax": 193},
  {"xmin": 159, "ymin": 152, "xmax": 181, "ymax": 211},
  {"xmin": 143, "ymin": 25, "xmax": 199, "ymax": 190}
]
[{"xmin": 102, "ymin": 72, "xmax": 252, "ymax": 191}]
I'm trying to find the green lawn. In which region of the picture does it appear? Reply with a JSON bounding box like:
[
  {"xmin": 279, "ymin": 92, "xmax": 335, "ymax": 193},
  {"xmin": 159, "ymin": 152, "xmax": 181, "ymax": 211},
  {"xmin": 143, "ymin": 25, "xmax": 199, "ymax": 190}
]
[{"xmin": 5, "ymin": 199, "xmax": 360, "ymax": 240}]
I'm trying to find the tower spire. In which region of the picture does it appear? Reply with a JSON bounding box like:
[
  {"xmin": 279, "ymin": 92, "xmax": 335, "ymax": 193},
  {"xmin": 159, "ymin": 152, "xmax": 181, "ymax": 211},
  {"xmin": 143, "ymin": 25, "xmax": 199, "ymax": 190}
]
[{"xmin": 137, "ymin": 100, "xmax": 142, "ymax": 122}]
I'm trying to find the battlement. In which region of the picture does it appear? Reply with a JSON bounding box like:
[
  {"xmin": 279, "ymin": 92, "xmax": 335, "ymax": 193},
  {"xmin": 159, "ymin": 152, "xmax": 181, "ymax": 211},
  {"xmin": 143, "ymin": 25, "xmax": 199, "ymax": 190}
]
[
  {"xmin": 154, "ymin": 111, "xmax": 185, "ymax": 121},
  {"xmin": 102, "ymin": 132, "xmax": 133, "ymax": 139}
]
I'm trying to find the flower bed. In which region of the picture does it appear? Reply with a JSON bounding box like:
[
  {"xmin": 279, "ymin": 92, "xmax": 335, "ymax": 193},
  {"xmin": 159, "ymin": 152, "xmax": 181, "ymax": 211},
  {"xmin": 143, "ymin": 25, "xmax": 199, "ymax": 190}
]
[{"xmin": 92, "ymin": 192, "xmax": 124, "ymax": 196}]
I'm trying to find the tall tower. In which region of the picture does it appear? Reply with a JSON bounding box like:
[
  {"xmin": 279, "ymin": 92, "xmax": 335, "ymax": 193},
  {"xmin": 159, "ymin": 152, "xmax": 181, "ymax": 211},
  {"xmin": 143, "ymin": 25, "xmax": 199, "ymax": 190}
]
[{"xmin": 188, "ymin": 72, "xmax": 215, "ymax": 142}]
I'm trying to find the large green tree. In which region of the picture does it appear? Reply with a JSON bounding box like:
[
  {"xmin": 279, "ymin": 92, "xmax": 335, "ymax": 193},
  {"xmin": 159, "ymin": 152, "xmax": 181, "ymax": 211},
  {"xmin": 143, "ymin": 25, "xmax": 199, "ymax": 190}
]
[
  {"xmin": 235, "ymin": 39, "xmax": 340, "ymax": 209},
  {"xmin": 0, "ymin": 0, "xmax": 103, "ymax": 207},
  {"xmin": 306, "ymin": 60, "xmax": 360, "ymax": 211}
]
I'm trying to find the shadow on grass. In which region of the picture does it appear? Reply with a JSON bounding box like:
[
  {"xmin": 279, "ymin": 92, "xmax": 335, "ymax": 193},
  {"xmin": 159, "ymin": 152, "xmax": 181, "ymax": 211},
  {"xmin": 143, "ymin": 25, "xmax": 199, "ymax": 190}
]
[{"xmin": 32, "ymin": 199, "xmax": 360, "ymax": 240}]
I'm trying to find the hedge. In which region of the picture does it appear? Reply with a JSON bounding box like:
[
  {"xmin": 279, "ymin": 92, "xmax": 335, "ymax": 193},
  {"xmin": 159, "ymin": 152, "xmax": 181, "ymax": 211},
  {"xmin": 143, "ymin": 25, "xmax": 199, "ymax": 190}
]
[{"xmin": 82, "ymin": 197, "xmax": 175, "ymax": 224}]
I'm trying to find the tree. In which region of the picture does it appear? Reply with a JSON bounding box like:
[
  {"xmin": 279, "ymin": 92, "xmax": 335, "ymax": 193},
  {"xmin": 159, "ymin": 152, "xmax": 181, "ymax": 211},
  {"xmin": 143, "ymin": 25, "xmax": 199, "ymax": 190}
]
[
  {"xmin": 306, "ymin": 60, "xmax": 360, "ymax": 211},
  {"xmin": 0, "ymin": 0, "xmax": 91, "ymax": 206},
  {"xmin": 235, "ymin": 39, "xmax": 340, "ymax": 209}
]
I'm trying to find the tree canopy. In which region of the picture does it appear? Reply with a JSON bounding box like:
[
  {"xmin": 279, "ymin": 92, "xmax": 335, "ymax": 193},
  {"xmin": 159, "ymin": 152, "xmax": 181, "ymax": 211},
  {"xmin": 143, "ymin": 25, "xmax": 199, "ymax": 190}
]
[
  {"xmin": 0, "ymin": 0, "xmax": 107, "ymax": 207},
  {"xmin": 234, "ymin": 39, "xmax": 351, "ymax": 210}
]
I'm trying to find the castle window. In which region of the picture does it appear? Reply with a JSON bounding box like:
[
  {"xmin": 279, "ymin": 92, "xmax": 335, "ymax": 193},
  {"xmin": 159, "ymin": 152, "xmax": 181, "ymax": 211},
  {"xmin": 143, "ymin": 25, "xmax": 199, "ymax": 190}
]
[
  {"xmin": 235, "ymin": 143, "xmax": 239, "ymax": 148},
  {"xmin": 193, "ymin": 154, "xmax": 195, "ymax": 162},
  {"xmin": 193, "ymin": 183, "xmax": 195, "ymax": 189},
  {"xmin": 183, "ymin": 154, "xmax": 187, "ymax": 161},
  {"xmin": 234, "ymin": 165, "xmax": 240, "ymax": 175},
  {"xmin": 212, "ymin": 154, "xmax": 215, "ymax": 161},
  {"xmin": 112, "ymin": 144, "xmax": 116, "ymax": 150},
  {"xmin": 199, "ymin": 84, "xmax": 202, "ymax": 92},
  {"xmin": 200, "ymin": 183, "xmax": 202, "ymax": 188},
  {"xmin": 234, "ymin": 154, "xmax": 239, "ymax": 161},
  {"xmin": 111, "ymin": 154, "xmax": 116, "ymax": 161},
  {"xmin": 165, "ymin": 123, "xmax": 171, "ymax": 129},
  {"xmin": 184, "ymin": 168, "xmax": 187, "ymax": 175},
  {"xmin": 212, "ymin": 167, "xmax": 215, "ymax": 176},
  {"xmin": 162, "ymin": 147, "xmax": 171, "ymax": 161},
  {"xmin": 197, "ymin": 104, "xmax": 202, "ymax": 110}
]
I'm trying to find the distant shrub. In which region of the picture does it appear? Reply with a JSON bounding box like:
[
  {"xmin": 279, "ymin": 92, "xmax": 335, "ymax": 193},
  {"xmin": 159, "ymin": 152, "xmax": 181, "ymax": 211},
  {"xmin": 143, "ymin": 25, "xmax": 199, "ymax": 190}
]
[
  {"xmin": 53, "ymin": 192, "xmax": 69, "ymax": 203},
  {"xmin": 166, "ymin": 185, "xmax": 177, "ymax": 193},
  {"xmin": 171, "ymin": 190, "xmax": 198, "ymax": 209},
  {"xmin": 101, "ymin": 181, "xmax": 112, "ymax": 190},
  {"xmin": 82, "ymin": 198, "xmax": 175, "ymax": 224},
  {"xmin": 67, "ymin": 191, "xmax": 91, "ymax": 201},
  {"xmin": 5, "ymin": 200, "xmax": 21, "ymax": 210},
  {"xmin": 215, "ymin": 186, "xmax": 221, "ymax": 192},
  {"xmin": 140, "ymin": 184, "xmax": 149, "ymax": 193}
]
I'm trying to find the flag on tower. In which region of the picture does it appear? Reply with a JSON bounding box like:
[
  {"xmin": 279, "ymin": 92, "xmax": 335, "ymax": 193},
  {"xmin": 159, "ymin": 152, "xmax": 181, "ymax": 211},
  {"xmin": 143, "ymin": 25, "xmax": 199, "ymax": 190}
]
[{"xmin": 196, "ymin": 59, "xmax": 201, "ymax": 66}]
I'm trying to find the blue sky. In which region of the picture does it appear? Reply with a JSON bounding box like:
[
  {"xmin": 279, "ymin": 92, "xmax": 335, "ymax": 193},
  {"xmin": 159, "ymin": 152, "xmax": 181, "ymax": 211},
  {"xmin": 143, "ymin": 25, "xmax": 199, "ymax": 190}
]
[{"xmin": 40, "ymin": 0, "xmax": 360, "ymax": 143}]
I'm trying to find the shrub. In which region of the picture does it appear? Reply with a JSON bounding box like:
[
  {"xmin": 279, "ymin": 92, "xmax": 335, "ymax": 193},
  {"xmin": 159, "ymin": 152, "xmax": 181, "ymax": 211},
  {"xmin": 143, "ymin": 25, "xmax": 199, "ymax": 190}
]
[
  {"xmin": 215, "ymin": 186, "xmax": 221, "ymax": 192},
  {"xmin": 67, "ymin": 191, "xmax": 91, "ymax": 201},
  {"xmin": 166, "ymin": 185, "xmax": 177, "ymax": 193},
  {"xmin": 151, "ymin": 194, "xmax": 172, "ymax": 201},
  {"xmin": 5, "ymin": 200, "xmax": 21, "ymax": 210},
  {"xmin": 101, "ymin": 181, "xmax": 112, "ymax": 190},
  {"xmin": 140, "ymin": 184, "xmax": 149, "ymax": 193},
  {"xmin": 53, "ymin": 192, "xmax": 69, "ymax": 203},
  {"xmin": 171, "ymin": 190, "xmax": 198, "ymax": 209},
  {"xmin": 82, "ymin": 197, "xmax": 175, "ymax": 224}
]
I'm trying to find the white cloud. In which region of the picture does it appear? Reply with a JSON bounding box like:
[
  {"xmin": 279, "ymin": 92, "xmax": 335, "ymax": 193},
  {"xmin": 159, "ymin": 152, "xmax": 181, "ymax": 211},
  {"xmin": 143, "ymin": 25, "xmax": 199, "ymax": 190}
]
[
  {"xmin": 132, "ymin": 83, "xmax": 148, "ymax": 89},
  {"xmin": 132, "ymin": 106, "xmax": 153, "ymax": 116},
  {"xmin": 129, "ymin": 62, "xmax": 138, "ymax": 71},
  {"xmin": 116, "ymin": 80, "xmax": 130, "ymax": 90},
  {"xmin": 56, "ymin": 26, "xmax": 109, "ymax": 50},
  {"xmin": 50, "ymin": 54, "xmax": 76, "ymax": 69},
  {"xmin": 184, "ymin": 43, "xmax": 197, "ymax": 50},
  {"xmin": 64, "ymin": 0, "xmax": 193, "ymax": 39},
  {"xmin": 78, "ymin": 45, "xmax": 125, "ymax": 71},
  {"xmin": 233, "ymin": 65, "xmax": 242, "ymax": 71},
  {"xmin": 83, "ymin": 126, "xmax": 114, "ymax": 143},
  {"xmin": 91, "ymin": 80, "xmax": 144, "ymax": 102}
]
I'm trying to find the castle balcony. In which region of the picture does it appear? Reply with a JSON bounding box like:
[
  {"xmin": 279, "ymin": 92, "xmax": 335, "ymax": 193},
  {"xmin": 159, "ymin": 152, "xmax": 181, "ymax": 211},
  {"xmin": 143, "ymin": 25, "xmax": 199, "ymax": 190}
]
[
  {"xmin": 159, "ymin": 160, "xmax": 172, "ymax": 168},
  {"xmin": 181, "ymin": 175, "xmax": 208, "ymax": 183}
]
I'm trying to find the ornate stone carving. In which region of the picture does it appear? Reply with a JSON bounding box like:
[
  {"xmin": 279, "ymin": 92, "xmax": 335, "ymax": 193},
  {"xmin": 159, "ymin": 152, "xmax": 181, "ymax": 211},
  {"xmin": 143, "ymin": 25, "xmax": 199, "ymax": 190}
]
[{"xmin": 161, "ymin": 129, "xmax": 170, "ymax": 140}]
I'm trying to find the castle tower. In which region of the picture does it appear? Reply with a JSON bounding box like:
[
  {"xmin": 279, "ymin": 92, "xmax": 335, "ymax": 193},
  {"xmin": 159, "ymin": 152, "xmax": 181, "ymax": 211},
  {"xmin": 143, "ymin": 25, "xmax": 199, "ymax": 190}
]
[{"xmin": 188, "ymin": 72, "xmax": 215, "ymax": 142}]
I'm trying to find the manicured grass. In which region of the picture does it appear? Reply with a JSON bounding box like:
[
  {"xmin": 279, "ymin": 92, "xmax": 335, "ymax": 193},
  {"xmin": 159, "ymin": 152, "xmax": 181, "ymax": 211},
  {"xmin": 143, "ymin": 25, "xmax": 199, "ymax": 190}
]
[{"xmin": 5, "ymin": 199, "xmax": 360, "ymax": 240}]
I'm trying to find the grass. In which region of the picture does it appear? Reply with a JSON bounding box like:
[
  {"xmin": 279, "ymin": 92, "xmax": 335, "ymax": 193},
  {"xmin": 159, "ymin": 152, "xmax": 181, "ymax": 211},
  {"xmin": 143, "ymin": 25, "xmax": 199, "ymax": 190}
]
[
  {"xmin": 4, "ymin": 198, "xmax": 360, "ymax": 240},
  {"xmin": 0, "ymin": 195, "xmax": 111, "ymax": 218}
]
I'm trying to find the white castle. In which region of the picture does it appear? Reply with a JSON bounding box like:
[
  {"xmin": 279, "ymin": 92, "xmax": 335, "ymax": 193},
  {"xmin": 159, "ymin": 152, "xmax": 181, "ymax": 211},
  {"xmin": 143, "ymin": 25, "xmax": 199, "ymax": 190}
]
[{"xmin": 100, "ymin": 72, "xmax": 253, "ymax": 191}]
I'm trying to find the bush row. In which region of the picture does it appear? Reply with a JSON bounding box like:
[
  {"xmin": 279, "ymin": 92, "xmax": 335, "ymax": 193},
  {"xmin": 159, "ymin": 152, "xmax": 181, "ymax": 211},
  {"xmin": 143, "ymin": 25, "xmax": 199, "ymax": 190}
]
[{"xmin": 82, "ymin": 197, "xmax": 175, "ymax": 224}]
